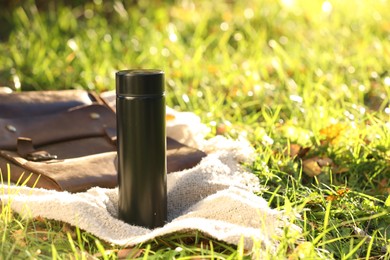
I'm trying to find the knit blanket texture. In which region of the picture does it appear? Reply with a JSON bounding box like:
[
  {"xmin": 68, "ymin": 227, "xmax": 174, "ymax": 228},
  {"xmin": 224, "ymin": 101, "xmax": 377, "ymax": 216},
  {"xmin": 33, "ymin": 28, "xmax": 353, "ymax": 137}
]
[{"xmin": 0, "ymin": 108, "xmax": 299, "ymax": 253}]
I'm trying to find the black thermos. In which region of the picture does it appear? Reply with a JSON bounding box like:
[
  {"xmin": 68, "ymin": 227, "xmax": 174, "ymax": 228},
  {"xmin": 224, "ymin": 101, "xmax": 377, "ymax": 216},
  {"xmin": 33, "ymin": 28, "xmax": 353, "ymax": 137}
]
[{"xmin": 116, "ymin": 69, "xmax": 167, "ymax": 229}]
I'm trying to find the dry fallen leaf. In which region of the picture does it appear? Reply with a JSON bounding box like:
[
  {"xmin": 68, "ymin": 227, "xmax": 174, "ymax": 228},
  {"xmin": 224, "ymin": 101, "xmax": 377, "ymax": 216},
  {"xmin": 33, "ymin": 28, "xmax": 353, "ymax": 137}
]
[
  {"xmin": 302, "ymin": 157, "xmax": 323, "ymax": 177},
  {"xmin": 288, "ymin": 144, "xmax": 311, "ymax": 159},
  {"xmin": 326, "ymin": 188, "xmax": 350, "ymax": 201},
  {"xmin": 207, "ymin": 64, "xmax": 219, "ymax": 74},
  {"xmin": 216, "ymin": 123, "xmax": 228, "ymax": 135},
  {"xmin": 34, "ymin": 216, "xmax": 47, "ymax": 223},
  {"xmin": 332, "ymin": 166, "xmax": 349, "ymax": 174},
  {"xmin": 166, "ymin": 114, "xmax": 176, "ymax": 121},
  {"xmin": 316, "ymin": 157, "xmax": 333, "ymax": 167},
  {"xmin": 320, "ymin": 123, "xmax": 347, "ymax": 145},
  {"xmin": 94, "ymin": 248, "xmax": 143, "ymax": 259},
  {"xmin": 302, "ymin": 156, "xmax": 334, "ymax": 177},
  {"xmin": 378, "ymin": 178, "xmax": 390, "ymax": 194},
  {"xmin": 289, "ymin": 144, "xmax": 301, "ymax": 158},
  {"xmin": 118, "ymin": 248, "xmax": 144, "ymax": 259},
  {"xmin": 326, "ymin": 195, "xmax": 338, "ymax": 201},
  {"xmin": 12, "ymin": 229, "xmax": 27, "ymax": 247},
  {"xmin": 337, "ymin": 188, "xmax": 350, "ymax": 196}
]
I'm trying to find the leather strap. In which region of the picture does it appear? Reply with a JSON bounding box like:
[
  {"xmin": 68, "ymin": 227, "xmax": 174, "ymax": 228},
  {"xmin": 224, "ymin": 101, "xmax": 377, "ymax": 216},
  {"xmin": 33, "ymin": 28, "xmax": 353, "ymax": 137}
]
[
  {"xmin": 104, "ymin": 127, "xmax": 117, "ymax": 144},
  {"xmin": 17, "ymin": 137, "xmax": 57, "ymax": 162}
]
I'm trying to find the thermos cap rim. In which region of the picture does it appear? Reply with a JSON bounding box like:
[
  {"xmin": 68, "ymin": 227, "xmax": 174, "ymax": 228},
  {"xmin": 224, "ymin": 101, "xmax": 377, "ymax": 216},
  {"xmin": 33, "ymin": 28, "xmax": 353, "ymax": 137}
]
[
  {"xmin": 117, "ymin": 69, "xmax": 164, "ymax": 76},
  {"xmin": 116, "ymin": 69, "xmax": 165, "ymax": 96}
]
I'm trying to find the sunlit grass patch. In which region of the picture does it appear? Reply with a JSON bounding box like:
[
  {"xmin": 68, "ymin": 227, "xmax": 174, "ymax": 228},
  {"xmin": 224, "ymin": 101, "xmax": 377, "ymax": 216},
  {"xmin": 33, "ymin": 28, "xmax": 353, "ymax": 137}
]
[{"xmin": 0, "ymin": 0, "xmax": 390, "ymax": 258}]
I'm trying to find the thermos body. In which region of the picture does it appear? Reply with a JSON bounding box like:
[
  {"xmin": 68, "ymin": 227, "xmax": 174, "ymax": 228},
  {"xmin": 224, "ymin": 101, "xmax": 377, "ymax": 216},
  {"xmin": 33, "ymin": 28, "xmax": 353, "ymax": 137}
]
[{"xmin": 116, "ymin": 70, "xmax": 167, "ymax": 229}]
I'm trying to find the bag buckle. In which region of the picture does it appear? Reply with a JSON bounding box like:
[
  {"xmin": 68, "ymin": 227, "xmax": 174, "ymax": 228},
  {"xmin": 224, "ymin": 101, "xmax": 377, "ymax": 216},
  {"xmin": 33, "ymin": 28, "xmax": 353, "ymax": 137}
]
[
  {"xmin": 26, "ymin": 151, "xmax": 58, "ymax": 162},
  {"xmin": 17, "ymin": 137, "xmax": 57, "ymax": 162}
]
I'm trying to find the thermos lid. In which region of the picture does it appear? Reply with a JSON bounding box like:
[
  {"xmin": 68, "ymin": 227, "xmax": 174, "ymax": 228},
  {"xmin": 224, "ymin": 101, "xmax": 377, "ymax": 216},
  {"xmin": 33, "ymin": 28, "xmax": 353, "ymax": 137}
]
[{"xmin": 116, "ymin": 69, "xmax": 164, "ymax": 96}]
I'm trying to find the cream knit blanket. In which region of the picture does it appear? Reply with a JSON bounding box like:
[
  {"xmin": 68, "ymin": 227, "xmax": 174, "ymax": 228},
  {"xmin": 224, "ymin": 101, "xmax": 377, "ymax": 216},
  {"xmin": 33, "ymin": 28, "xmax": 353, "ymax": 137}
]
[{"xmin": 0, "ymin": 108, "xmax": 300, "ymax": 253}]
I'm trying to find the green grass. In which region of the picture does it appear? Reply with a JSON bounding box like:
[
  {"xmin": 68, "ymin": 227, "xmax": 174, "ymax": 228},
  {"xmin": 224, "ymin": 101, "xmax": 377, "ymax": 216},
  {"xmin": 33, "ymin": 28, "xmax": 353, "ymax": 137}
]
[{"xmin": 1, "ymin": 0, "xmax": 390, "ymax": 258}]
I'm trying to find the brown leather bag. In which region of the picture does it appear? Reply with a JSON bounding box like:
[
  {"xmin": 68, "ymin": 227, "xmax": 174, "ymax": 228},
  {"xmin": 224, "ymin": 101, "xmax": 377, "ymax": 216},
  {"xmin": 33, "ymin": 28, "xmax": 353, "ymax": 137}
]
[{"xmin": 0, "ymin": 90, "xmax": 206, "ymax": 192}]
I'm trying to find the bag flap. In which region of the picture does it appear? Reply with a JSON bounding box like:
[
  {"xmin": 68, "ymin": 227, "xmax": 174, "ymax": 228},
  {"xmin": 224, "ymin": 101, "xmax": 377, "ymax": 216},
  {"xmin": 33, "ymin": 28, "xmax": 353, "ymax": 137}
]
[
  {"xmin": 0, "ymin": 90, "xmax": 99, "ymax": 118},
  {"xmin": 0, "ymin": 150, "xmax": 117, "ymax": 192},
  {"xmin": 0, "ymin": 104, "xmax": 116, "ymax": 150}
]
